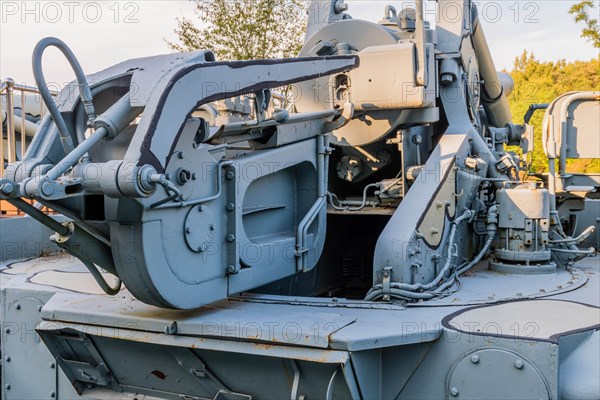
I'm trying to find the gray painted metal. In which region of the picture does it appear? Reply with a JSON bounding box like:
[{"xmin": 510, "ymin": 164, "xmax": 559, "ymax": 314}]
[{"xmin": 1, "ymin": 0, "xmax": 599, "ymax": 398}]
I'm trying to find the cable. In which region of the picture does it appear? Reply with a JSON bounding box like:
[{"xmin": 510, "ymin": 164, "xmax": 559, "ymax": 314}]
[{"xmin": 365, "ymin": 206, "xmax": 498, "ymax": 302}]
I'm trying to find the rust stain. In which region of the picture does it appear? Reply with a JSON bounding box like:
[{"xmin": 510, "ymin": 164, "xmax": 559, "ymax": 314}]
[{"xmin": 151, "ymin": 370, "xmax": 167, "ymax": 380}]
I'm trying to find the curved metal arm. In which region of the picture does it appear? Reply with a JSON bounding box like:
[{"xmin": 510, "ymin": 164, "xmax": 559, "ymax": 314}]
[{"xmin": 81, "ymin": 260, "xmax": 122, "ymax": 296}]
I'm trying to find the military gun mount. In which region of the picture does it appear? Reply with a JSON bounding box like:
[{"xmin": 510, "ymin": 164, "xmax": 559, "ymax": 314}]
[
  {"xmin": 0, "ymin": 0, "xmax": 597, "ymax": 307},
  {"xmin": 1, "ymin": 1, "xmax": 599, "ymax": 399}
]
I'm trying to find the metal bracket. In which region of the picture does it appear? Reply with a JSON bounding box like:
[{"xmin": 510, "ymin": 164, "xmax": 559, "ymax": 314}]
[{"xmin": 382, "ymin": 267, "xmax": 393, "ymax": 302}]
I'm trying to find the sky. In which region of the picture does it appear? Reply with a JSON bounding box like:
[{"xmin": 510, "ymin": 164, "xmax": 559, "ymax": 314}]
[{"xmin": 0, "ymin": 0, "xmax": 598, "ymax": 88}]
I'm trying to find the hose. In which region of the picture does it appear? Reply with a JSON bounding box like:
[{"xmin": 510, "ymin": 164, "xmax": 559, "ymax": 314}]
[
  {"xmin": 550, "ymin": 247, "xmax": 595, "ymax": 255},
  {"xmin": 549, "ymin": 226, "xmax": 595, "ymax": 245},
  {"xmin": 456, "ymin": 236, "xmax": 494, "ymax": 275},
  {"xmin": 366, "ymin": 206, "xmax": 498, "ymax": 302},
  {"xmin": 32, "ymin": 37, "xmax": 96, "ymax": 153}
]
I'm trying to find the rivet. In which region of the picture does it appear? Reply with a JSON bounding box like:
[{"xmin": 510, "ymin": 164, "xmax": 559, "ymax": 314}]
[
  {"xmin": 226, "ymin": 234, "xmax": 235, "ymax": 243},
  {"xmin": 226, "ymin": 203, "xmax": 235, "ymax": 212},
  {"xmin": 450, "ymin": 387, "xmax": 459, "ymax": 397},
  {"xmin": 515, "ymin": 360, "xmax": 524, "ymax": 369},
  {"xmin": 470, "ymin": 354, "xmax": 480, "ymax": 364}
]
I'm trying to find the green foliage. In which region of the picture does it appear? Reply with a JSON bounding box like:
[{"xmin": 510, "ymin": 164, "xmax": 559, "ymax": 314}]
[
  {"xmin": 166, "ymin": 0, "xmax": 307, "ymax": 60},
  {"xmin": 507, "ymin": 51, "xmax": 600, "ymax": 173},
  {"xmin": 569, "ymin": 0, "xmax": 600, "ymax": 49}
]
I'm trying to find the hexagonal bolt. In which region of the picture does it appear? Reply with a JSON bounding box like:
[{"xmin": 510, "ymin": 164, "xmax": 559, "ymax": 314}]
[
  {"xmin": 514, "ymin": 359, "xmax": 524, "ymax": 369},
  {"xmin": 226, "ymin": 203, "xmax": 235, "ymax": 212},
  {"xmin": 450, "ymin": 387, "xmax": 459, "ymax": 397},
  {"xmin": 226, "ymin": 234, "xmax": 236, "ymax": 243},
  {"xmin": 226, "ymin": 265, "xmax": 237, "ymax": 274},
  {"xmin": 470, "ymin": 354, "xmax": 480, "ymax": 364},
  {"xmin": 226, "ymin": 171, "xmax": 235, "ymax": 180}
]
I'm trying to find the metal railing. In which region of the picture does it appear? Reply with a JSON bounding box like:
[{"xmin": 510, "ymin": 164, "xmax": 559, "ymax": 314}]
[
  {"xmin": 1, "ymin": 78, "xmax": 58, "ymax": 217},
  {"xmin": 1, "ymin": 78, "xmax": 57, "ymax": 177}
]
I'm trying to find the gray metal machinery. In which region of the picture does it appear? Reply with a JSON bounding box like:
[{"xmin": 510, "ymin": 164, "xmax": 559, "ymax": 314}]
[{"xmin": 0, "ymin": 1, "xmax": 599, "ymax": 399}]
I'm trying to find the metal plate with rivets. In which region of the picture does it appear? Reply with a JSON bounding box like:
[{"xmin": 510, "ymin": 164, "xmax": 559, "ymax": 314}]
[{"xmin": 447, "ymin": 348, "xmax": 549, "ymax": 399}]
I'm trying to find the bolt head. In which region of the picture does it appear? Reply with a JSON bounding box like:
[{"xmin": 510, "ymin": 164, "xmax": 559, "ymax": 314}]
[
  {"xmin": 5, "ymin": 384, "xmax": 11, "ymax": 390},
  {"xmin": 450, "ymin": 387, "xmax": 459, "ymax": 397},
  {"xmin": 515, "ymin": 360, "xmax": 524, "ymax": 369},
  {"xmin": 470, "ymin": 354, "xmax": 480, "ymax": 364},
  {"xmin": 226, "ymin": 265, "xmax": 237, "ymax": 274},
  {"xmin": 50, "ymin": 362, "xmax": 55, "ymax": 369},
  {"xmin": 5, "ymin": 356, "xmax": 10, "ymax": 362},
  {"xmin": 226, "ymin": 203, "xmax": 235, "ymax": 212},
  {"xmin": 41, "ymin": 182, "xmax": 55, "ymax": 196},
  {"xmin": 226, "ymin": 234, "xmax": 236, "ymax": 242},
  {"xmin": 0, "ymin": 183, "xmax": 14, "ymax": 195},
  {"xmin": 14, "ymin": 303, "xmax": 21, "ymax": 310},
  {"xmin": 198, "ymin": 205, "xmax": 205, "ymax": 212},
  {"xmin": 226, "ymin": 171, "xmax": 235, "ymax": 180}
]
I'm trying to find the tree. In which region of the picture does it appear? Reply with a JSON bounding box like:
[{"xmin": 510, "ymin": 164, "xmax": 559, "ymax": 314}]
[
  {"xmin": 166, "ymin": 0, "xmax": 307, "ymax": 60},
  {"xmin": 569, "ymin": 0, "xmax": 600, "ymax": 49},
  {"xmin": 507, "ymin": 51, "xmax": 600, "ymax": 173}
]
